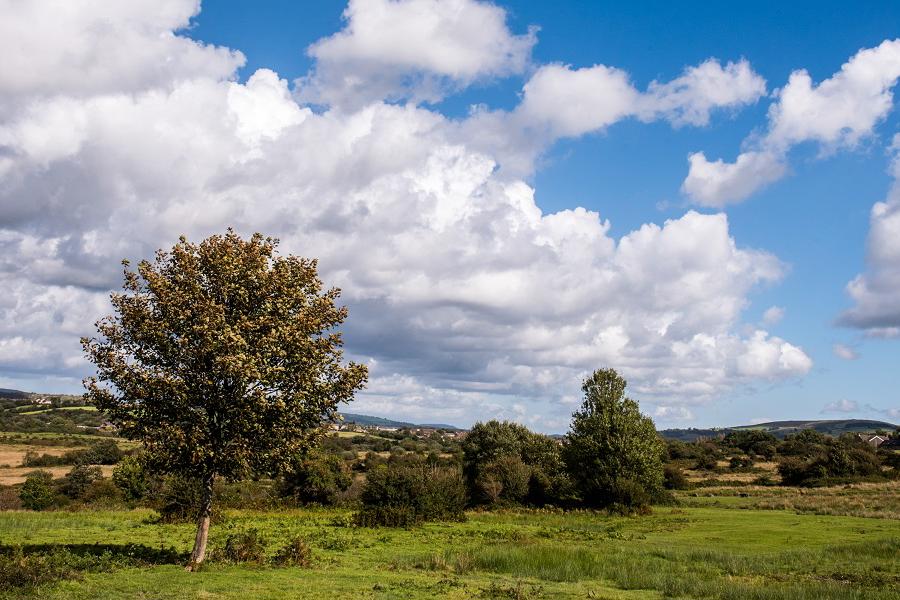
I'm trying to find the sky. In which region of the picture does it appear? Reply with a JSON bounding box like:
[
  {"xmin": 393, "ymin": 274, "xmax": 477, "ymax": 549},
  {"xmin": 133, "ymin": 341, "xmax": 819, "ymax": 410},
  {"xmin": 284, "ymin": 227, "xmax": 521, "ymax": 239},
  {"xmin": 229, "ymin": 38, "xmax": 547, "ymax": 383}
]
[{"xmin": 0, "ymin": 0, "xmax": 899, "ymax": 433}]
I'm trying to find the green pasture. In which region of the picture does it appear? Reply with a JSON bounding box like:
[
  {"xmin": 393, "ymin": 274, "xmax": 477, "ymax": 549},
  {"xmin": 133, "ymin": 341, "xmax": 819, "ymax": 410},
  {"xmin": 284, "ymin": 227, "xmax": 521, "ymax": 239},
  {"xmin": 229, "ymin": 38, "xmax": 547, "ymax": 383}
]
[{"xmin": 1, "ymin": 504, "xmax": 897, "ymax": 599}]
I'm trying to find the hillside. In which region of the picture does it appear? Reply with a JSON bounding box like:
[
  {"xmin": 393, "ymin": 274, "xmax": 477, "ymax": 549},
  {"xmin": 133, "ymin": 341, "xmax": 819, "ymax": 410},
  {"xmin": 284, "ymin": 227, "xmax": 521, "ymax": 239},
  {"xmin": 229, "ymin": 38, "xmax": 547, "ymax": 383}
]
[
  {"xmin": 339, "ymin": 412, "xmax": 460, "ymax": 430},
  {"xmin": 661, "ymin": 418, "xmax": 897, "ymax": 441}
]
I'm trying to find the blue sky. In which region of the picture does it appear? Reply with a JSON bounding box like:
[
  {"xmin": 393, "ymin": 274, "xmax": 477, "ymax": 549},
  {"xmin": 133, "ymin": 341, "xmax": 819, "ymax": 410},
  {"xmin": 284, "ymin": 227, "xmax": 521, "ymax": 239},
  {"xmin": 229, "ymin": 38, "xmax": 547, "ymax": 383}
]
[
  {"xmin": 1, "ymin": 0, "xmax": 899, "ymax": 431},
  {"xmin": 192, "ymin": 0, "xmax": 900, "ymax": 426}
]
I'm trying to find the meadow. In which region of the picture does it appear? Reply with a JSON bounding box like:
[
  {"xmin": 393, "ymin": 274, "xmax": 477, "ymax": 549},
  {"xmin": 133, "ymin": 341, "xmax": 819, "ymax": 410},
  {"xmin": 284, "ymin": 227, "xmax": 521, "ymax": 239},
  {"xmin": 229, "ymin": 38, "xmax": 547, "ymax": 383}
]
[{"xmin": 1, "ymin": 489, "xmax": 898, "ymax": 600}]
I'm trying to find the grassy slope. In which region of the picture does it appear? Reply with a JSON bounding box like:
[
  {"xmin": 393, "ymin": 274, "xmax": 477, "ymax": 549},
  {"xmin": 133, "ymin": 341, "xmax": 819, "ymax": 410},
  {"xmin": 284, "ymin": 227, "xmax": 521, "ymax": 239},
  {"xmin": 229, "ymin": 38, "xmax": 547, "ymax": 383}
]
[{"xmin": 1, "ymin": 505, "xmax": 898, "ymax": 600}]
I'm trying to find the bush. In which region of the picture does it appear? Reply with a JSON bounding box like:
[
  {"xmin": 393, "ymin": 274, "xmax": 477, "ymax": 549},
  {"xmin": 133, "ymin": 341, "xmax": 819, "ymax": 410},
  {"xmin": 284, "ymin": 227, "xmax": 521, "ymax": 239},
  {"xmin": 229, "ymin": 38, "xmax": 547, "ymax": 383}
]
[
  {"xmin": 81, "ymin": 478, "xmax": 124, "ymax": 505},
  {"xmin": 279, "ymin": 452, "xmax": 352, "ymax": 505},
  {"xmin": 112, "ymin": 455, "xmax": 151, "ymax": 501},
  {"xmin": 607, "ymin": 478, "xmax": 652, "ymax": 515},
  {"xmin": 355, "ymin": 462, "xmax": 466, "ymax": 526},
  {"xmin": 61, "ymin": 465, "xmax": 103, "ymax": 499},
  {"xmin": 217, "ymin": 529, "xmax": 268, "ymax": 564},
  {"xmin": 155, "ymin": 474, "xmax": 202, "ymax": 522},
  {"xmin": 474, "ymin": 456, "xmax": 531, "ymax": 505},
  {"xmin": 19, "ymin": 470, "xmax": 55, "ymax": 510},
  {"xmin": 663, "ymin": 465, "xmax": 689, "ymax": 490},
  {"xmin": 272, "ymin": 536, "xmax": 312, "ymax": 567}
]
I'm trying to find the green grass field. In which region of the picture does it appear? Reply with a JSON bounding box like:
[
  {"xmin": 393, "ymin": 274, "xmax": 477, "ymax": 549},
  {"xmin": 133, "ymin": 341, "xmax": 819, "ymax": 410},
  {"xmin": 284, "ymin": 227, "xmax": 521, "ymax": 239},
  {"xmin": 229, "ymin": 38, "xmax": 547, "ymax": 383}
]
[{"xmin": 1, "ymin": 501, "xmax": 898, "ymax": 600}]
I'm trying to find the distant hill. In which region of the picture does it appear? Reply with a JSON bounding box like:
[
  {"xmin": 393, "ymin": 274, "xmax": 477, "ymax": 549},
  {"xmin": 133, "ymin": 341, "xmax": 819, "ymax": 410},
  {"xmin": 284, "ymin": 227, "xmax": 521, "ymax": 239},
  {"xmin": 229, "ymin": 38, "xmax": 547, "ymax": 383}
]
[
  {"xmin": 0, "ymin": 388, "xmax": 29, "ymax": 399},
  {"xmin": 661, "ymin": 419, "xmax": 897, "ymax": 441},
  {"xmin": 339, "ymin": 412, "xmax": 461, "ymax": 431}
]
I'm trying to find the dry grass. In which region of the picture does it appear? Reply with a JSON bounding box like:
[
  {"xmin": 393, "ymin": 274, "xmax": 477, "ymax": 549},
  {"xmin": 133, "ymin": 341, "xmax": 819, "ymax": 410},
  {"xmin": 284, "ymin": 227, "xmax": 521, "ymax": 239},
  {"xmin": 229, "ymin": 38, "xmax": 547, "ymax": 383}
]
[
  {"xmin": 681, "ymin": 480, "xmax": 900, "ymax": 519},
  {"xmin": 0, "ymin": 444, "xmax": 112, "ymax": 485}
]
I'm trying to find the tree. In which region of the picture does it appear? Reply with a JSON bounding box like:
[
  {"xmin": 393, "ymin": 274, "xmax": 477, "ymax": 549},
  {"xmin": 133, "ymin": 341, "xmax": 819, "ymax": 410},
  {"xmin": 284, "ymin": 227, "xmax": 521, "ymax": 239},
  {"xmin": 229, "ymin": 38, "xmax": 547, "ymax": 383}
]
[
  {"xmin": 562, "ymin": 368, "xmax": 664, "ymax": 510},
  {"xmin": 19, "ymin": 470, "xmax": 55, "ymax": 510},
  {"xmin": 82, "ymin": 230, "xmax": 367, "ymax": 569}
]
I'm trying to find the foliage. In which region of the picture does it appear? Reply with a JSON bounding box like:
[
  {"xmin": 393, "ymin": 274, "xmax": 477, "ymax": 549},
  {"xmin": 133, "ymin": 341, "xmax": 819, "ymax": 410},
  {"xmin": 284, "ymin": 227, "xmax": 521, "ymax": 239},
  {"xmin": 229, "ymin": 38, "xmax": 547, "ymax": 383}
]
[
  {"xmin": 111, "ymin": 455, "xmax": 152, "ymax": 501},
  {"xmin": 355, "ymin": 461, "xmax": 466, "ymax": 526},
  {"xmin": 217, "ymin": 530, "xmax": 268, "ymax": 564},
  {"xmin": 61, "ymin": 465, "xmax": 104, "ymax": 500},
  {"xmin": 462, "ymin": 420, "xmax": 568, "ymax": 507},
  {"xmin": 777, "ymin": 436, "xmax": 882, "ymax": 486},
  {"xmin": 562, "ymin": 368, "xmax": 665, "ymax": 509},
  {"xmin": 663, "ymin": 464, "xmax": 689, "ymax": 490},
  {"xmin": 19, "ymin": 470, "xmax": 55, "ymax": 510},
  {"xmin": 81, "ymin": 230, "xmax": 367, "ymax": 566},
  {"xmin": 272, "ymin": 536, "xmax": 312, "ymax": 567},
  {"xmin": 279, "ymin": 451, "xmax": 352, "ymax": 506}
]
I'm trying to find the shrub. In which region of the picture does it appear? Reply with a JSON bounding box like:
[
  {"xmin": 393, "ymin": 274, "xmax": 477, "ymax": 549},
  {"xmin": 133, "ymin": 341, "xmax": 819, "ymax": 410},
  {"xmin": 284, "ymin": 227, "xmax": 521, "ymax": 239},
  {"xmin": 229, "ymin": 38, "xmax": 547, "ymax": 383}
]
[
  {"xmin": 112, "ymin": 455, "xmax": 151, "ymax": 501},
  {"xmin": 474, "ymin": 456, "xmax": 531, "ymax": 505},
  {"xmin": 155, "ymin": 474, "xmax": 202, "ymax": 522},
  {"xmin": 607, "ymin": 477, "xmax": 652, "ymax": 515},
  {"xmin": 355, "ymin": 462, "xmax": 466, "ymax": 526},
  {"xmin": 81, "ymin": 478, "xmax": 124, "ymax": 505},
  {"xmin": 19, "ymin": 470, "xmax": 55, "ymax": 510},
  {"xmin": 61, "ymin": 465, "xmax": 103, "ymax": 499},
  {"xmin": 217, "ymin": 529, "xmax": 268, "ymax": 564},
  {"xmin": 279, "ymin": 451, "xmax": 352, "ymax": 505},
  {"xmin": 663, "ymin": 465, "xmax": 689, "ymax": 490},
  {"xmin": 272, "ymin": 536, "xmax": 312, "ymax": 567}
]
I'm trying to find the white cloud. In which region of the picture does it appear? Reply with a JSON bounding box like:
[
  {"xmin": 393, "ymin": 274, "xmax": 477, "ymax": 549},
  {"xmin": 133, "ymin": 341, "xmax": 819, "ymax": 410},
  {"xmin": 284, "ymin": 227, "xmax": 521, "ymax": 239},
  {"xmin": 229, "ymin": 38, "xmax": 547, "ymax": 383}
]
[
  {"xmin": 643, "ymin": 59, "xmax": 767, "ymax": 127},
  {"xmin": 653, "ymin": 405, "xmax": 695, "ymax": 422},
  {"xmin": 683, "ymin": 39, "xmax": 900, "ymax": 206},
  {"xmin": 300, "ymin": 0, "xmax": 537, "ymax": 107},
  {"xmin": 0, "ymin": 0, "xmax": 243, "ymax": 102},
  {"xmin": 681, "ymin": 151, "xmax": 786, "ymax": 207},
  {"xmin": 822, "ymin": 399, "xmax": 859, "ymax": 413},
  {"xmin": 761, "ymin": 306, "xmax": 785, "ymax": 326},
  {"xmin": 840, "ymin": 137, "xmax": 900, "ymax": 335},
  {"xmin": 832, "ymin": 343, "xmax": 859, "ymax": 360},
  {"xmin": 0, "ymin": 1, "xmax": 813, "ymax": 430},
  {"xmin": 516, "ymin": 59, "xmax": 765, "ymax": 139}
]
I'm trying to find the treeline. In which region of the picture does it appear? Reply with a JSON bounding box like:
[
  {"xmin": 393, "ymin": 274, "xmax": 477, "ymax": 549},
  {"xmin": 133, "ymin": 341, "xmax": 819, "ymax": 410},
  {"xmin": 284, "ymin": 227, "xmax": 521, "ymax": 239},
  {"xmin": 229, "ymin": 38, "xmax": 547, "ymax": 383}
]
[
  {"xmin": 12, "ymin": 369, "xmax": 671, "ymax": 525},
  {"xmin": 664, "ymin": 428, "xmax": 900, "ymax": 487},
  {"xmin": 0, "ymin": 398, "xmax": 107, "ymax": 435}
]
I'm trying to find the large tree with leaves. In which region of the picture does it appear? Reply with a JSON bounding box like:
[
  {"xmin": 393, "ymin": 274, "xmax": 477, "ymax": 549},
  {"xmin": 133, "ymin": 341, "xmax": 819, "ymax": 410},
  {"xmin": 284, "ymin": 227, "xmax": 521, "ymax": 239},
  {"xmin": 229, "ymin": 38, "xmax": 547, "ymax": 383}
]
[
  {"xmin": 82, "ymin": 230, "xmax": 367, "ymax": 569},
  {"xmin": 561, "ymin": 368, "xmax": 664, "ymax": 509}
]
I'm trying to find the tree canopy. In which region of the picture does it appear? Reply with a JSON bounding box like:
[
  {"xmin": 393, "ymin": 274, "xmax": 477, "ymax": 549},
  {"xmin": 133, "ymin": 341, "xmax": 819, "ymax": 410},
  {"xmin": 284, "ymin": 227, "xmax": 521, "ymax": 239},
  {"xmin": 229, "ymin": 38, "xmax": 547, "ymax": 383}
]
[
  {"xmin": 562, "ymin": 368, "xmax": 664, "ymax": 509},
  {"xmin": 82, "ymin": 230, "xmax": 367, "ymax": 568}
]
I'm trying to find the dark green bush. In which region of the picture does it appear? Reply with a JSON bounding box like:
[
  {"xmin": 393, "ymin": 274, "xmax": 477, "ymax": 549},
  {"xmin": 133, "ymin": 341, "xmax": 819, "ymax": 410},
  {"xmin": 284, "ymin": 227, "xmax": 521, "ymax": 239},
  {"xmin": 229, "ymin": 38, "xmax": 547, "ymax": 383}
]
[
  {"xmin": 19, "ymin": 470, "xmax": 55, "ymax": 510},
  {"xmin": 279, "ymin": 451, "xmax": 352, "ymax": 506},
  {"xmin": 663, "ymin": 464, "xmax": 689, "ymax": 490},
  {"xmin": 61, "ymin": 465, "xmax": 103, "ymax": 499},
  {"xmin": 112, "ymin": 455, "xmax": 151, "ymax": 501},
  {"xmin": 217, "ymin": 530, "xmax": 268, "ymax": 564},
  {"xmin": 155, "ymin": 474, "xmax": 202, "ymax": 522},
  {"xmin": 355, "ymin": 462, "xmax": 466, "ymax": 526},
  {"xmin": 272, "ymin": 536, "xmax": 312, "ymax": 567},
  {"xmin": 474, "ymin": 455, "xmax": 531, "ymax": 505}
]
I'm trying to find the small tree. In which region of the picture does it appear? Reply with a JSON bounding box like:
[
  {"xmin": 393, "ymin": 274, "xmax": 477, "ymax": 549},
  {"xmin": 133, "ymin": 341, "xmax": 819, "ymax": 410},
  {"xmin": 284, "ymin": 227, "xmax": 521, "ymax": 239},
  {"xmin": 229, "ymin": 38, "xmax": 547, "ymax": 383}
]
[
  {"xmin": 19, "ymin": 470, "xmax": 55, "ymax": 510},
  {"xmin": 82, "ymin": 230, "xmax": 367, "ymax": 569},
  {"xmin": 562, "ymin": 368, "xmax": 664, "ymax": 510}
]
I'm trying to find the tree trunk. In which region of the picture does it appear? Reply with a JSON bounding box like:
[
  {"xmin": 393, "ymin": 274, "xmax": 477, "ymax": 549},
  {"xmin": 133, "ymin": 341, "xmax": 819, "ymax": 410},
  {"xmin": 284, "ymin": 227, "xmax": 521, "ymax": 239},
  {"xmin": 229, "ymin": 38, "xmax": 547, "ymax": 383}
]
[{"xmin": 185, "ymin": 472, "xmax": 215, "ymax": 571}]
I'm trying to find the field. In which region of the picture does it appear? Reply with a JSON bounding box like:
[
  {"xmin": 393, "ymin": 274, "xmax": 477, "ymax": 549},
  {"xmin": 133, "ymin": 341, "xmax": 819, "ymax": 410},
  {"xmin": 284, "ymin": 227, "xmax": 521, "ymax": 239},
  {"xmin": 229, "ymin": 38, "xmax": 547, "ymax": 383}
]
[{"xmin": 1, "ymin": 488, "xmax": 899, "ymax": 600}]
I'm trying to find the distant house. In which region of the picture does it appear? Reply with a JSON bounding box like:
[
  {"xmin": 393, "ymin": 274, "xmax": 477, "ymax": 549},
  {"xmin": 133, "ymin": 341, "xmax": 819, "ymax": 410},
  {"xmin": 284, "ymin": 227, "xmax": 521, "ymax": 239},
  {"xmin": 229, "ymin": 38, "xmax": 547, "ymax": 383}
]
[
  {"xmin": 32, "ymin": 397, "xmax": 52, "ymax": 406},
  {"xmin": 858, "ymin": 434, "xmax": 888, "ymax": 448}
]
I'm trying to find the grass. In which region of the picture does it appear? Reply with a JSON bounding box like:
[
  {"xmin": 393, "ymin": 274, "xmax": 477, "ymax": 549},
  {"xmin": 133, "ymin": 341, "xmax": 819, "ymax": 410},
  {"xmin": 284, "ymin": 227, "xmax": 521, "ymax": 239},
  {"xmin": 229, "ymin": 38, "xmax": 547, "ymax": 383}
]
[{"xmin": 0, "ymin": 501, "xmax": 897, "ymax": 599}]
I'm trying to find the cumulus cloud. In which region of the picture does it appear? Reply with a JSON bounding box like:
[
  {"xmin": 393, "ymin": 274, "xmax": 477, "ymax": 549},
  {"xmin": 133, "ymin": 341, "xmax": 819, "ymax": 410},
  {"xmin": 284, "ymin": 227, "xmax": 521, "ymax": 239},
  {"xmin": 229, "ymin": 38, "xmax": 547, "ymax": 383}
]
[
  {"xmin": 517, "ymin": 59, "xmax": 765, "ymax": 139},
  {"xmin": 683, "ymin": 39, "xmax": 900, "ymax": 206},
  {"xmin": 822, "ymin": 399, "xmax": 859, "ymax": 413},
  {"xmin": 299, "ymin": 0, "xmax": 537, "ymax": 107},
  {"xmin": 832, "ymin": 343, "xmax": 859, "ymax": 360},
  {"xmin": 681, "ymin": 151, "xmax": 786, "ymax": 207},
  {"xmin": 0, "ymin": 0, "xmax": 243, "ymax": 103},
  {"xmin": 0, "ymin": 0, "xmax": 813, "ymax": 429},
  {"xmin": 839, "ymin": 136, "xmax": 900, "ymax": 335}
]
